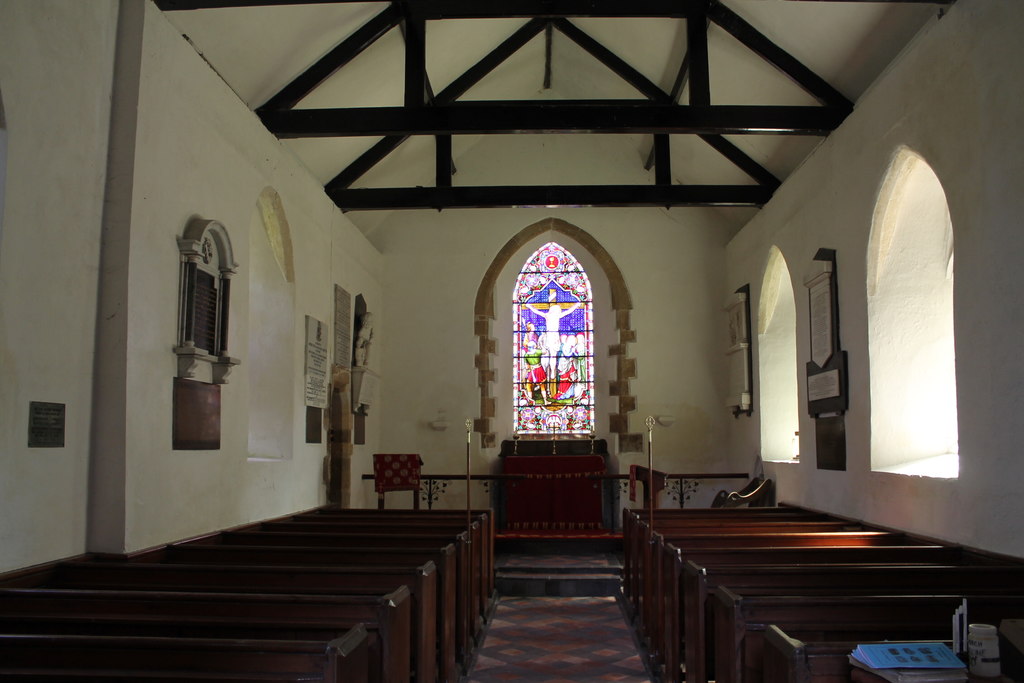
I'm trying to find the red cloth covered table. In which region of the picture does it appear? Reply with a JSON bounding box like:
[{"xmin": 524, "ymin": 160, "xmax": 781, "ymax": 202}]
[{"xmin": 502, "ymin": 455, "xmax": 605, "ymax": 530}]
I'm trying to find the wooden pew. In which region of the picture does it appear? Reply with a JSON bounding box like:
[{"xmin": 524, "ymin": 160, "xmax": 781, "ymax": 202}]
[
  {"xmin": 303, "ymin": 508, "xmax": 496, "ymax": 601},
  {"xmin": 658, "ymin": 543, "xmax": 997, "ymax": 683},
  {"xmin": 256, "ymin": 516, "xmax": 490, "ymax": 626},
  {"xmin": 713, "ymin": 587, "xmax": 1024, "ymax": 683},
  {"xmin": 7, "ymin": 560, "xmax": 437, "ymax": 683},
  {"xmin": 211, "ymin": 528, "xmax": 474, "ymax": 675},
  {"xmin": 621, "ymin": 507, "xmax": 834, "ymax": 599},
  {"xmin": 629, "ymin": 523, "xmax": 916, "ymax": 674},
  {"xmin": 0, "ymin": 586, "xmax": 407, "ymax": 683},
  {"xmin": 0, "ymin": 630, "xmax": 369, "ymax": 682},
  {"xmin": 762, "ymin": 627, "xmax": 957, "ymax": 683},
  {"xmin": 633, "ymin": 520, "xmax": 868, "ymax": 652},
  {"xmin": 159, "ymin": 542, "xmax": 459, "ymax": 683}
]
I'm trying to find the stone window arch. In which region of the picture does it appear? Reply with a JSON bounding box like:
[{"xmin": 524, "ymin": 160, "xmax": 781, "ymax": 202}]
[
  {"xmin": 758, "ymin": 246, "xmax": 800, "ymax": 462},
  {"xmin": 867, "ymin": 147, "xmax": 958, "ymax": 477},
  {"xmin": 474, "ymin": 218, "xmax": 640, "ymax": 451},
  {"xmin": 175, "ymin": 217, "xmax": 239, "ymax": 384}
]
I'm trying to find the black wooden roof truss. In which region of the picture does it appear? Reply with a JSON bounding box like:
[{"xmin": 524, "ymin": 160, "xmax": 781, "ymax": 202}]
[{"xmin": 157, "ymin": 0, "xmax": 954, "ymax": 211}]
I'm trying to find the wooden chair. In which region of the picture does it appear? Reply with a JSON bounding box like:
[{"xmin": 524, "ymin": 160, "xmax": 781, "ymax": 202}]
[{"xmin": 373, "ymin": 454, "xmax": 423, "ymax": 509}]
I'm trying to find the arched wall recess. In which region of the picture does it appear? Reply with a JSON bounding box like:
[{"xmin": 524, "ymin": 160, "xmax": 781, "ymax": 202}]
[
  {"xmin": 247, "ymin": 190, "xmax": 296, "ymax": 461},
  {"xmin": 867, "ymin": 147, "xmax": 958, "ymax": 476},
  {"xmin": 256, "ymin": 187, "xmax": 295, "ymax": 283},
  {"xmin": 474, "ymin": 218, "xmax": 640, "ymax": 451},
  {"xmin": 757, "ymin": 246, "xmax": 799, "ymax": 462}
]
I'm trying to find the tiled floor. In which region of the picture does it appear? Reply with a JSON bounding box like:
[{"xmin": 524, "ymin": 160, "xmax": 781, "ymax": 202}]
[
  {"xmin": 496, "ymin": 552, "xmax": 623, "ymax": 570},
  {"xmin": 465, "ymin": 595, "xmax": 652, "ymax": 682}
]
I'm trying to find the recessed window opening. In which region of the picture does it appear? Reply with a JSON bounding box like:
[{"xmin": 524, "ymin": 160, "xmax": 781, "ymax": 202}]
[
  {"xmin": 247, "ymin": 187, "xmax": 296, "ymax": 461},
  {"xmin": 867, "ymin": 148, "xmax": 958, "ymax": 478},
  {"xmin": 758, "ymin": 246, "xmax": 799, "ymax": 462},
  {"xmin": 512, "ymin": 242, "xmax": 595, "ymax": 435}
]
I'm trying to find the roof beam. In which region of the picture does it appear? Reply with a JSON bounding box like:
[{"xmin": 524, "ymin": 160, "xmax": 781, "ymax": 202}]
[
  {"xmin": 258, "ymin": 5, "xmax": 400, "ymax": 111},
  {"xmin": 328, "ymin": 184, "xmax": 774, "ymax": 210},
  {"xmin": 552, "ymin": 19, "xmax": 670, "ymax": 102},
  {"xmin": 708, "ymin": 0, "xmax": 853, "ymax": 109},
  {"xmin": 156, "ymin": 0, "xmax": 954, "ymax": 10},
  {"xmin": 262, "ymin": 103, "xmax": 848, "ymax": 137},
  {"xmin": 326, "ymin": 18, "xmax": 548, "ymax": 191}
]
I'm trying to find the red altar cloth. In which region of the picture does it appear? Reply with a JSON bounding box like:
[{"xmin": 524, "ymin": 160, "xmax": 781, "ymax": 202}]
[{"xmin": 502, "ymin": 455, "xmax": 605, "ymax": 530}]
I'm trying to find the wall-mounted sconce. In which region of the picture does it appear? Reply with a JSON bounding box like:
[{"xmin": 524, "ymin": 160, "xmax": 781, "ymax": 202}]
[
  {"xmin": 429, "ymin": 411, "xmax": 449, "ymax": 432},
  {"xmin": 656, "ymin": 415, "xmax": 677, "ymax": 427}
]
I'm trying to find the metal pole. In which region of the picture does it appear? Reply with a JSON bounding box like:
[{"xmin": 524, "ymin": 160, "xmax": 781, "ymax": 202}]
[
  {"xmin": 645, "ymin": 415, "xmax": 655, "ymax": 533},
  {"xmin": 465, "ymin": 418, "xmax": 472, "ymax": 544}
]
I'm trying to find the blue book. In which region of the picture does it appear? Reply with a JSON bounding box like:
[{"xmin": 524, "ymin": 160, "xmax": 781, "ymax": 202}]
[{"xmin": 852, "ymin": 643, "xmax": 965, "ymax": 670}]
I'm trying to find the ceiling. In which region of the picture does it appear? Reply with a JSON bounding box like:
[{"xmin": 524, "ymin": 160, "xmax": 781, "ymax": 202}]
[{"xmin": 156, "ymin": 0, "xmax": 951, "ymax": 236}]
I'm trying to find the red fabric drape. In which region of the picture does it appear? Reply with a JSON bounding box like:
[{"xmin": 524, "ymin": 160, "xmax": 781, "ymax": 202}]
[
  {"xmin": 373, "ymin": 453, "xmax": 422, "ymax": 493},
  {"xmin": 503, "ymin": 455, "xmax": 605, "ymax": 530}
]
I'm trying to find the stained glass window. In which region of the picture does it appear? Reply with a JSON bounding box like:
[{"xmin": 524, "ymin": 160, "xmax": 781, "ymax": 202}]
[{"xmin": 513, "ymin": 242, "xmax": 594, "ymax": 435}]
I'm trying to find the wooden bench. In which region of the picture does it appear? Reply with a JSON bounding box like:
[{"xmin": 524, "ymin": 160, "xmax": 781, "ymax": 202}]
[
  {"xmin": 713, "ymin": 587, "xmax": 1024, "ymax": 683},
  {"xmin": 0, "ymin": 585, "xmax": 411, "ymax": 683},
  {"xmin": 301, "ymin": 508, "xmax": 496, "ymax": 600},
  {"xmin": 629, "ymin": 524, "xmax": 916, "ymax": 674},
  {"xmin": 0, "ymin": 629, "xmax": 370, "ymax": 682},
  {"xmin": 6, "ymin": 560, "xmax": 437, "ymax": 683},
  {"xmin": 762, "ymin": 627, "xmax": 956, "ymax": 683},
  {"xmin": 656, "ymin": 543, "xmax": 999, "ymax": 683},
  {"xmin": 211, "ymin": 528, "xmax": 474, "ymax": 673},
  {"xmin": 159, "ymin": 542, "xmax": 459, "ymax": 683},
  {"xmin": 256, "ymin": 516, "xmax": 491, "ymax": 622},
  {"xmin": 632, "ymin": 520, "xmax": 870, "ymax": 649}
]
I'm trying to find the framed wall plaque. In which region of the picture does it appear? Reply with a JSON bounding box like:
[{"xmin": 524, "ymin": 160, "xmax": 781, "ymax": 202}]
[{"xmin": 803, "ymin": 249, "xmax": 848, "ymax": 417}]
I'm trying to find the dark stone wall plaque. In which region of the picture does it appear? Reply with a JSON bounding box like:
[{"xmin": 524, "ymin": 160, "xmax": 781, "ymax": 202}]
[
  {"xmin": 173, "ymin": 377, "xmax": 221, "ymax": 450},
  {"xmin": 306, "ymin": 406, "xmax": 322, "ymax": 444},
  {"xmin": 28, "ymin": 401, "xmax": 66, "ymax": 448},
  {"xmin": 815, "ymin": 414, "xmax": 847, "ymax": 471}
]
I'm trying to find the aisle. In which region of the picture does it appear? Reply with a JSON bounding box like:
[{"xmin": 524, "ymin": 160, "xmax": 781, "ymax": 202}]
[{"xmin": 466, "ymin": 595, "xmax": 652, "ymax": 682}]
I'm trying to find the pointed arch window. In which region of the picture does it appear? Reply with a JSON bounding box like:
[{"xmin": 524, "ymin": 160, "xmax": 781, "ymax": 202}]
[{"xmin": 513, "ymin": 242, "xmax": 594, "ymax": 435}]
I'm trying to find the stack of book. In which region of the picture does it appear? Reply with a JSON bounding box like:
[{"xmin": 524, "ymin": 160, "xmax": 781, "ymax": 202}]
[{"xmin": 850, "ymin": 642, "xmax": 967, "ymax": 683}]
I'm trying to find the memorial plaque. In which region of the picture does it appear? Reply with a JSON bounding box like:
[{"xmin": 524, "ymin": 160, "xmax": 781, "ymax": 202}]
[
  {"xmin": 193, "ymin": 269, "xmax": 218, "ymax": 353},
  {"xmin": 306, "ymin": 406, "xmax": 322, "ymax": 444},
  {"xmin": 305, "ymin": 316, "xmax": 329, "ymax": 409},
  {"xmin": 173, "ymin": 378, "xmax": 221, "ymax": 450},
  {"xmin": 28, "ymin": 401, "xmax": 65, "ymax": 448},
  {"xmin": 815, "ymin": 414, "xmax": 847, "ymax": 471}
]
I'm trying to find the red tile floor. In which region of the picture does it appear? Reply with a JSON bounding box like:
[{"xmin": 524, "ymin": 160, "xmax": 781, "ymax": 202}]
[{"xmin": 465, "ymin": 594, "xmax": 652, "ymax": 682}]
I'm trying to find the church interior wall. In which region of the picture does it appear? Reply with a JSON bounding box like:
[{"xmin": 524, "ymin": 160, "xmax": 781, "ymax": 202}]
[
  {"xmin": 725, "ymin": 0, "xmax": 1024, "ymax": 558},
  {"xmin": 110, "ymin": 1, "xmax": 385, "ymax": 551},
  {"xmin": 364, "ymin": 137, "xmax": 744, "ymax": 508},
  {"xmin": 2, "ymin": 0, "xmax": 1021, "ymax": 573},
  {"xmin": 0, "ymin": 0, "xmax": 120, "ymax": 573}
]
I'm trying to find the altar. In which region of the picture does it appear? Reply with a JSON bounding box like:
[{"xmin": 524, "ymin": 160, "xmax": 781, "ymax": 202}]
[{"xmin": 498, "ymin": 439, "xmax": 611, "ymax": 532}]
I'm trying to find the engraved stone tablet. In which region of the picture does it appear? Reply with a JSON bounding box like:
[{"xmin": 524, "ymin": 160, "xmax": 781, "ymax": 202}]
[{"xmin": 28, "ymin": 402, "xmax": 65, "ymax": 448}]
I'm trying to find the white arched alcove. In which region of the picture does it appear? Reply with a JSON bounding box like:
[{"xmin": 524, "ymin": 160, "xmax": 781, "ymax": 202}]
[
  {"xmin": 867, "ymin": 148, "xmax": 958, "ymax": 477},
  {"xmin": 247, "ymin": 187, "xmax": 296, "ymax": 461},
  {"xmin": 757, "ymin": 246, "xmax": 799, "ymax": 462}
]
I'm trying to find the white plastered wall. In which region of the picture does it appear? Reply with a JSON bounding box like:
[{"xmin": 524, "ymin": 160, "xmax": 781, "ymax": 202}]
[
  {"xmin": 85, "ymin": 0, "xmax": 383, "ymax": 554},
  {"xmin": 0, "ymin": 0, "xmax": 119, "ymax": 573},
  {"xmin": 364, "ymin": 131, "xmax": 749, "ymax": 510},
  {"xmin": 725, "ymin": 0, "xmax": 1024, "ymax": 557}
]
